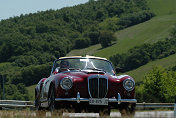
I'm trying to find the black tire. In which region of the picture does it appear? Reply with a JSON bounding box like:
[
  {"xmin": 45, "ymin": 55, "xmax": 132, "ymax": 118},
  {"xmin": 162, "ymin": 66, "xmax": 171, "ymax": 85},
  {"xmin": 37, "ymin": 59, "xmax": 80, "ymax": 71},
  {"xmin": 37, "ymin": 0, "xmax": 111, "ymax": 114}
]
[
  {"xmin": 99, "ymin": 108, "xmax": 111, "ymax": 117},
  {"xmin": 48, "ymin": 85, "xmax": 56, "ymax": 112},
  {"xmin": 48, "ymin": 85, "xmax": 63, "ymax": 116},
  {"xmin": 119, "ymin": 103, "xmax": 136, "ymax": 118},
  {"xmin": 35, "ymin": 98, "xmax": 43, "ymax": 110},
  {"xmin": 35, "ymin": 89, "xmax": 43, "ymax": 111}
]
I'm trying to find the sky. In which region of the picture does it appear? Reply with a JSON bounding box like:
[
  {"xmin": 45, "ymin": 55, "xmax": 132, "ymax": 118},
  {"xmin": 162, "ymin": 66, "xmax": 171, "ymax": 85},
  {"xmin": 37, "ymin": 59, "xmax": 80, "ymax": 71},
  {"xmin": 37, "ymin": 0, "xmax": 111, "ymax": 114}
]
[{"xmin": 0, "ymin": 0, "xmax": 89, "ymax": 21}]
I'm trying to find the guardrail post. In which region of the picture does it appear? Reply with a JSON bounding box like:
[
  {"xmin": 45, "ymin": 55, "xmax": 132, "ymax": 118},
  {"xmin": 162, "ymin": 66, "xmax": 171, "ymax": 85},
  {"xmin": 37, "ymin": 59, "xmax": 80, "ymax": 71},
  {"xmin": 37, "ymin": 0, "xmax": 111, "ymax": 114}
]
[{"xmin": 174, "ymin": 98, "xmax": 176, "ymax": 118}]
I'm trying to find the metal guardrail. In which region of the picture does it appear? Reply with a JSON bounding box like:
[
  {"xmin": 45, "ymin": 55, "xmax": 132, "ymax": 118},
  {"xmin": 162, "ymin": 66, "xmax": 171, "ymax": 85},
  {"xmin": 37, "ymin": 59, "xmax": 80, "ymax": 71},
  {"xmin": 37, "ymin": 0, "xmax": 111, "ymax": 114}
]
[
  {"xmin": 174, "ymin": 104, "xmax": 176, "ymax": 117},
  {"xmin": 0, "ymin": 100, "xmax": 34, "ymax": 108},
  {"xmin": 136, "ymin": 103, "xmax": 175, "ymax": 108},
  {"xmin": 0, "ymin": 100, "xmax": 175, "ymax": 109}
]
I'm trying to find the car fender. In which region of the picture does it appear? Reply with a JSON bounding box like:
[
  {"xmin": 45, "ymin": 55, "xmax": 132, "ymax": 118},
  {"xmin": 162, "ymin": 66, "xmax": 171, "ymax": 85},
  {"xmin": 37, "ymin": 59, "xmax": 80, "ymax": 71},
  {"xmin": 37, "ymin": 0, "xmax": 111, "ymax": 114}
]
[{"xmin": 41, "ymin": 75, "xmax": 55, "ymax": 99}]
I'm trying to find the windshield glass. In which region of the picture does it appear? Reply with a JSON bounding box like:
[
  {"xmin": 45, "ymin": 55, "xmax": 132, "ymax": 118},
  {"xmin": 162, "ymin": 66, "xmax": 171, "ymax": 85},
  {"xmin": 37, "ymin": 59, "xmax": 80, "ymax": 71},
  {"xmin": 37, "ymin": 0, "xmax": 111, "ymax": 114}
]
[{"xmin": 52, "ymin": 58, "xmax": 115, "ymax": 75}]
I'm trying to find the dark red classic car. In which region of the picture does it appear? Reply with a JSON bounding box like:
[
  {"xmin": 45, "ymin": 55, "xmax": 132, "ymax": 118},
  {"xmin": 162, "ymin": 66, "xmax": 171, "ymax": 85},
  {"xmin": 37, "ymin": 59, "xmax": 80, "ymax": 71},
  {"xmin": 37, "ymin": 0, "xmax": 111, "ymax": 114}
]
[{"xmin": 35, "ymin": 56, "xmax": 137, "ymax": 116}]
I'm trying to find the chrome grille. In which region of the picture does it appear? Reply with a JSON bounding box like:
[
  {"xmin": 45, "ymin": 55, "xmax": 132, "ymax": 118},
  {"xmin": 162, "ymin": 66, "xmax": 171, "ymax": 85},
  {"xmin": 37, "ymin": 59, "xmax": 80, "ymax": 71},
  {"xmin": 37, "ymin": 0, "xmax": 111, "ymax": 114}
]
[{"xmin": 88, "ymin": 75, "xmax": 108, "ymax": 98}]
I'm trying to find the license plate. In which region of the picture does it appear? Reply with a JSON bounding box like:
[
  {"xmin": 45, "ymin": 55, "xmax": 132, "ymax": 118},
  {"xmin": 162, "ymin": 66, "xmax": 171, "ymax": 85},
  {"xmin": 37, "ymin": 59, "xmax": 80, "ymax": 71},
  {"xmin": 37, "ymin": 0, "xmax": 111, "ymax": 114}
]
[{"xmin": 89, "ymin": 98, "xmax": 108, "ymax": 105}]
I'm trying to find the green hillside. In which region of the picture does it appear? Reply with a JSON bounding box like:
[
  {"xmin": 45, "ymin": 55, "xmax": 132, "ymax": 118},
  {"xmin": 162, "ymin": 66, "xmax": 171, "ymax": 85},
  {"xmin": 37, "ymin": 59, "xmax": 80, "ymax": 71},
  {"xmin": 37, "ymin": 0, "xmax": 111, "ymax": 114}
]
[
  {"xmin": 95, "ymin": 0, "xmax": 176, "ymax": 58},
  {"xmin": 68, "ymin": 0, "xmax": 176, "ymax": 59},
  {"xmin": 68, "ymin": 14, "xmax": 176, "ymax": 58},
  {"xmin": 147, "ymin": 0, "xmax": 176, "ymax": 15},
  {"xmin": 125, "ymin": 54, "xmax": 176, "ymax": 82},
  {"xmin": 94, "ymin": 14, "xmax": 176, "ymax": 59}
]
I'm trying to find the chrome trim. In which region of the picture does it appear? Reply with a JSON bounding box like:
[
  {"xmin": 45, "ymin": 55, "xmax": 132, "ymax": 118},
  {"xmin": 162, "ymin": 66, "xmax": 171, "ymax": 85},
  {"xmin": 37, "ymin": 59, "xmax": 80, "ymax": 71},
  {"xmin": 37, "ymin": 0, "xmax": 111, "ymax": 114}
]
[
  {"xmin": 118, "ymin": 93, "xmax": 121, "ymax": 104},
  {"xmin": 39, "ymin": 98, "xmax": 48, "ymax": 107},
  {"xmin": 54, "ymin": 93, "xmax": 137, "ymax": 104},
  {"xmin": 77, "ymin": 92, "xmax": 80, "ymax": 103},
  {"xmin": 51, "ymin": 60, "xmax": 57, "ymax": 75},
  {"xmin": 98, "ymin": 76, "xmax": 99, "ymax": 98},
  {"xmin": 88, "ymin": 75, "xmax": 108, "ymax": 98},
  {"xmin": 41, "ymin": 101, "xmax": 48, "ymax": 107},
  {"xmin": 115, "ymin": 93, "xmax": 137, "ymax": 104},
  {"xmin": 55, "ymin": 98, "xmax": 89, "ymax": 102},
  {"xmin": 40, "ymin": 98, "xmax": 47, "ymax": 103}
]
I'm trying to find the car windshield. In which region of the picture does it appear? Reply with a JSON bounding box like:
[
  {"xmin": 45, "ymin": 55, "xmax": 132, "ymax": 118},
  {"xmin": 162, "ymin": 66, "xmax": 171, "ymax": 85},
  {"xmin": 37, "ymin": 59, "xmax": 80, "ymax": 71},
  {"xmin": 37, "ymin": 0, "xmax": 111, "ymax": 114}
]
[{"xmin": 52, "ymin": 58, "xmax": 115, "ymax": 75}]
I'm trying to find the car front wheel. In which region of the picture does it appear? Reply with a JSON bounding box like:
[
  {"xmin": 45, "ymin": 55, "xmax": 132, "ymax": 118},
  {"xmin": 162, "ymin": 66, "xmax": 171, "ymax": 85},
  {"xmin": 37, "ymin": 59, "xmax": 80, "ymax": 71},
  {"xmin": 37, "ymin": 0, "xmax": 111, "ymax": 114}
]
[
  {"xmin": 48, "ymin": 85, "xmax": 55, "ymax": 112},
  {"xmin": 35, "ymin": 90, "xmax": 43, "ymax": 111}
]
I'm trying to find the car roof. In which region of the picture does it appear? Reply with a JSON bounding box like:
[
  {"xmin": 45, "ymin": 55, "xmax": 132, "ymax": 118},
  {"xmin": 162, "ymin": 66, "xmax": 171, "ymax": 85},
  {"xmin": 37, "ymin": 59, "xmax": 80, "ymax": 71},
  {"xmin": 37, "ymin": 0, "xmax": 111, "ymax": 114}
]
[{"xmin": 59, "ymin": 55, "xmax": 108, "ymax": 61}]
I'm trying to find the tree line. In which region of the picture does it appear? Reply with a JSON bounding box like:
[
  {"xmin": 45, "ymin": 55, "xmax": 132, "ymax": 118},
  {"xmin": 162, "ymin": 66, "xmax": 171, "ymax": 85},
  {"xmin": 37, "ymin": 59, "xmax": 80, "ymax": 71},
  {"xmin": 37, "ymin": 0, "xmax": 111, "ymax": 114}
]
[{"xmin": 0, "ymin": 0, "xmax": 154, "ymax": 67}]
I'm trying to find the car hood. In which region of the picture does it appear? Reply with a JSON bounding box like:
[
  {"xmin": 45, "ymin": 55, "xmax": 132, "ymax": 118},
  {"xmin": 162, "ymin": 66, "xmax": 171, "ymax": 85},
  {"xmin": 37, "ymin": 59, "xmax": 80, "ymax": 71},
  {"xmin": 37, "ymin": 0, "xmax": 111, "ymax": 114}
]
[
  {"xmin": 54, "ymin": 70, "xmax": 129, "ymax": 81},
  {"xmin": 54, "ymin": 70, "xmax": 111, "ymax": 79}
]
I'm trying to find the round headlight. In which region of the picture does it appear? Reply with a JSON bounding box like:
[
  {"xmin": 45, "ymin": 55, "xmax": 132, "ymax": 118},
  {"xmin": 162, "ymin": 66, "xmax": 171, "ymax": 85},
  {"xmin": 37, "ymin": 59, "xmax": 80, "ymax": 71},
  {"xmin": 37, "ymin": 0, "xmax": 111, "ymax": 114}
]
[
  {"xmin": 123, "ymin": 78, "xmax": 135, "ymax": 91},
  {"xmin": 60, "ymin": 77, "xmax": 73, "ymax": 90}
]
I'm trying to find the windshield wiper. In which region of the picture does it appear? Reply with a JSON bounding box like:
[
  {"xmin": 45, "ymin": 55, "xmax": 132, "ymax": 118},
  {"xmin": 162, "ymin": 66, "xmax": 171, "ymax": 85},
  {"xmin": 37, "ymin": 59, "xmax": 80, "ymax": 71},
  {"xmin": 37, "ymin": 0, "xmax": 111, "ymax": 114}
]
[{"xmin": 85, "ymin": 68, "xmax": 106, "ymax": 73}]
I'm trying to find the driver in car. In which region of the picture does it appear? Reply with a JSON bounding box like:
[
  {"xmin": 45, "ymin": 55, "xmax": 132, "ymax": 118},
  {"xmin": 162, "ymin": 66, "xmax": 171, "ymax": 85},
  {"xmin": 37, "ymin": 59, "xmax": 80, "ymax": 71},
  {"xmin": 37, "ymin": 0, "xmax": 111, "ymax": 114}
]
[
  {"xmin": 54, "ymin": 60, "xmax": 70, "ymax": 73},
  {"xmin": 60, "ymin": 60, "xmax": 69, "ymax": 69}
]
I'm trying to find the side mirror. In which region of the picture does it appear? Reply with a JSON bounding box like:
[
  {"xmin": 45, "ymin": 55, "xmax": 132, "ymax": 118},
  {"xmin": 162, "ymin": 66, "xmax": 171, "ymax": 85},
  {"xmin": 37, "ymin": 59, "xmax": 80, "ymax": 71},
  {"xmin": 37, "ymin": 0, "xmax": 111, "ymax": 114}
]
[{"xmin": 115, "ymin": 67, "xmax": 123, "ymax": 73}]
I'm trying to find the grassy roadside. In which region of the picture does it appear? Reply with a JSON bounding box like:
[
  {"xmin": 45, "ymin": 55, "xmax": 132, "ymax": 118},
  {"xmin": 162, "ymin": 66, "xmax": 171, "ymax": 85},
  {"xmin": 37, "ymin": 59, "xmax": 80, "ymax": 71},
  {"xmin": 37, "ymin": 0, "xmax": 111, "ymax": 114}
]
[{"xmin": 26, "ymin": 84, "xmax": 36, "ymax": 101}]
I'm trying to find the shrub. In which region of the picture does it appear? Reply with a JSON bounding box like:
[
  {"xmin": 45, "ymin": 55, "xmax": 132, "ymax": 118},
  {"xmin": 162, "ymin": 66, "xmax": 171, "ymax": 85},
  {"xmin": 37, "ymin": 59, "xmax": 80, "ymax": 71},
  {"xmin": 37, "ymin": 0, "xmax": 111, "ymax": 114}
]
[{"xmin": 136, "ymin": 66, "xmax": 176, "ymax": 103}]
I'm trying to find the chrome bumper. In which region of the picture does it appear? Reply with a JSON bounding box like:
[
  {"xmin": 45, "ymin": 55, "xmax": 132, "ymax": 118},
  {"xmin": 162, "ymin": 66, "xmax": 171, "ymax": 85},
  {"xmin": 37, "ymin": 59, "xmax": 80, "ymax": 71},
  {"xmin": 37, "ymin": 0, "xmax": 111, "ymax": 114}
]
[{"xmin": 55, "ymin": 92, "xmax": 137, "ymax": 104}]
